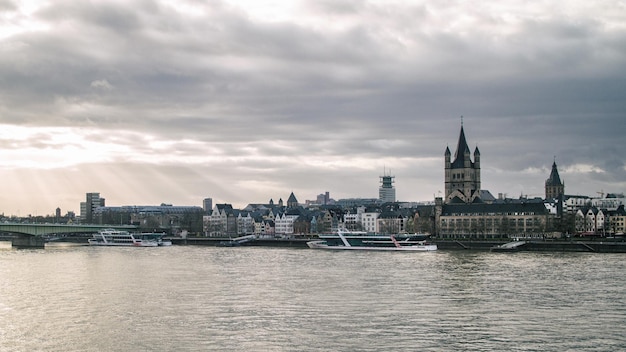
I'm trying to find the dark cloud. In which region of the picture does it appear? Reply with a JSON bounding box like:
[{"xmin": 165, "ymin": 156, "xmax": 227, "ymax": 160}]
[{"xmin": 0, "ymin": 0, "xmax": 625, "ymax": 214}]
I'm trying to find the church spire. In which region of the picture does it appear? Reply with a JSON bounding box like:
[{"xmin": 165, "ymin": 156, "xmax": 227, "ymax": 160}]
[
  {"xmin": 545, "ymin": 159, "xmax": 564, "ymax": 199},
  {"xmin": 453, "ymin": 125, "xmax": 471, "ymax": 165},
  {"xmin": 546, "ymin": 160, "xmax": 562, "ymax": 186}
]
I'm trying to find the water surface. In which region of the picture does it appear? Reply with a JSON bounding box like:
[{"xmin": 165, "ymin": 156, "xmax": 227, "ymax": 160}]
[{"xmin": 1, "ymin": 243, "xmax": 624, "ymax": 351}]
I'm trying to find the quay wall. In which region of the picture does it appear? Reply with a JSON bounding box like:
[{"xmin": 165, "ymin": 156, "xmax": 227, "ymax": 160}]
[
  {"xmin": 12, "ymin": 234, "xmax": 626, "ymax": 253},
  {"xmin": 173, "ymin": 237, "xmax": 626, "ymax": 253},
  {"xmin": 434, "ymin": 239, "xmax": 626, "ymax": 253},
  {"xmin": 170, "ymin": 237, "xmax": 311, "ymax": 248}
]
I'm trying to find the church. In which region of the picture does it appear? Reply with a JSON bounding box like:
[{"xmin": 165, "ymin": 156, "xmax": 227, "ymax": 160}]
[
  {"xmin": 435, "ymin": 124, "xmax": 552, "ymax": 238},
  {"xmin": 444, "ymin": 124, "xmax": 481, "ymax": 204}
]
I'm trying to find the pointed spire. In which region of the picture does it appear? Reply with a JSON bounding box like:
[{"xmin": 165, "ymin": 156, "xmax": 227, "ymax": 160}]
[
  {"xmin": 454, "ymin": 125, "xmax": 470, "ymax": 160},
  {"xmin": 546, "ymin": 160, "xmax": 562, "ymax": 186}
]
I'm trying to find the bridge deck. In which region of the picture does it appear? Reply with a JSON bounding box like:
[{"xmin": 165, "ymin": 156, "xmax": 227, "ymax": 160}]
[{"xmin": 0, "ymin": 223, "xmax": 138, "ymax": 236}]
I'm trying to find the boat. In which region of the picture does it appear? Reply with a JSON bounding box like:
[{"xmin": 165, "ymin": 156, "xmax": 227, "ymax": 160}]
[
  {"xmin": 88, "ymin": 229, "xmax": 159, "ymax": 247},
  {"xmin": 218, "ymin": 234, "xmax": 257, "ymax": 247},
  {"xmin": 490, "ymin": 240, "xmax": 527, "ymax": 252},
  {"xmin": 307, "ymin": 230, "xmax": 437, "ymax": 251},
  {"xmin": 139, "ymin": 232, "xmax": 172, "ymax": 246}
]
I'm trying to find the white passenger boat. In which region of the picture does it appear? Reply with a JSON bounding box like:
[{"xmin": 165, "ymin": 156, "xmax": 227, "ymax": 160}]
[
  {"xmin": 88, "ymin": 229, "xmax": 159, "ymax": 247},
  {"xmin": 307, "ymin": 230, "xmax": 437, "ymax": 251}
]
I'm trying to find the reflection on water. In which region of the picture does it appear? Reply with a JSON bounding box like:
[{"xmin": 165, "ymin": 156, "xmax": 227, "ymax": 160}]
[{"xmin": 1, "ymin": 246, "xmax": 625, "ymax": 351}]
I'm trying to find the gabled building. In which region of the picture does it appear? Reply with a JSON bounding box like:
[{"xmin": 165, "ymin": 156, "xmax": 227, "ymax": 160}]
[
  {"xmin": 293, "ymin": 214, "xmax": 312, "ymax": 234},
  {"xmin": 254, "ymin": 218, "xmax": 275, "ymax": 237},
  {"xmin": 607, "ymin": 205, "xmax": 626, "ymax": 235},
  {"xmin": 236, "ymin": 212, "xmax": 255, "ymax": 235},
  {"xmin": 204, "ymin": 203, "xmax": 236, "ymax": 237},
  {"xmin": 576, "ymin": 207, "xmax": 606, "ymax": 235},
  {"xmin": 274, "ymin": 210, "xmax": 300, "ymax": 235}
]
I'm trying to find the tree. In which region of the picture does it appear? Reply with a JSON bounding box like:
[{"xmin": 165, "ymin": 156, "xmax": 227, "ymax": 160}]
[
  {"xmin": 416, "ymin": 215, "xmax": 432, "ymax": 234},
  {"xmin": 404, "ymin": 215, "xmax": 416, "ymax": 233},
  {"xmin": 498, "ymin": 215, "xmax": 510, "ymax": 238}
]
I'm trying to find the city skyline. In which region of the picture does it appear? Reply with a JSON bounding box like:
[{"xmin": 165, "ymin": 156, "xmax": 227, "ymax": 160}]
[{"xmin": 1, "ymin": 0, "xmax": 625, "ymax": 215}]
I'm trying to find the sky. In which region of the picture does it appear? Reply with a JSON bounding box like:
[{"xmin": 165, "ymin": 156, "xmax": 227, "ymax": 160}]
[{"xmin": 0, "ymin": 0, "xmax": 625, "ymax": 216}]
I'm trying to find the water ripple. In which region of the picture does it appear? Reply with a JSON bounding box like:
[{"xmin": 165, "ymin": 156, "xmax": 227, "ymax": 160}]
[{"xmin": 1, "ymin": 245, "xmax": 626, "ymax": 351}]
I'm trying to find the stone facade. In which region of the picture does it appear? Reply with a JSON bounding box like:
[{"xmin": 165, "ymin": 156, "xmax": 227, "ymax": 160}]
[{"xmin": 444, "ymin": 125, "xmax": 481, "ymax": 204}]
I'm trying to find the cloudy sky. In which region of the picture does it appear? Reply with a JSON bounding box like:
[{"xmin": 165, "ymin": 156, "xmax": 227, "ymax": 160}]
[{"xmin": 1, "ymin": 0, "xmax": 625, "ymax": 216}]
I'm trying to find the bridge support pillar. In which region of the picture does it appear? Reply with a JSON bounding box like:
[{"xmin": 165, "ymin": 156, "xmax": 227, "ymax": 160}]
[{"xmin": 12, "ymin": 234, "xmax": 45, "ymax": 249}]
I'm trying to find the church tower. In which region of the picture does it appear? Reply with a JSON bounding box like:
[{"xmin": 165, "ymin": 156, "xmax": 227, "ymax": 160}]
[
  {"xmin": 444, "ymin": 123, "xmax": 481, "ymax": 204},
  {"xmin": 287, "ymin": 192, "xmax": 299, "ymax": 208},
  {"xmin": 545, "ymin": 160, "xmax": 564, "ymax": 200}
]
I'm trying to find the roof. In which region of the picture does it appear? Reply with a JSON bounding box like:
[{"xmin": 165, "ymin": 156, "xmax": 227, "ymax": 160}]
[
  {"xmin": 451, "ymin": 126, "xmax": 471, "ymax": 168},
  {"xmin": 287, "ymin": 192, "xmax": 298, "ymax": 205},
  {"xmin": 442, "ymin": 202, "xmax": 549, "ymax": 216},
  {"xmin": 546, "ymin": 161, "xmax": 563, "ymax": 186},
  {"xmin": 479, "ymin": 190, "xmax": 495, "ymax": 202}
]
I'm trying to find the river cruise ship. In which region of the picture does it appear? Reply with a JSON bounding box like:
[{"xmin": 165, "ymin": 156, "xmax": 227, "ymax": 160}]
[
  {"xmin": 307, "ymin": 230, "xmax": 437, "ymax": 251},
  {"xmin": 88, "ymin": 229, "xmax": 159, "ymax": 247}
]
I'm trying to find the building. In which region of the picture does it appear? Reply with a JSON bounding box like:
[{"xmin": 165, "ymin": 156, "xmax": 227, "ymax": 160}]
[
  {"xmin": 80, "ymin": 192, "xmax": 105, "ymax": 223},
  {"xmin": 576, "ymin": 207, "xmax": 606, "ymax": 235},
  {"xmin": 437, "ymin": 200, "xmax": 551, "ymax": 238},
  {"xmin": 607, "ymin": 205, "xmax": 626, "ymax": 235},
  {"xmin": 436, "ymin": 123, "xmax": 554, "ymax": 238},
  {"xmin": 361, "ymin": 211, "xmax": 380, "ymax": 233},
  {"xmin": 379, "ymin": 173, "xmax": 396, "ymax": 203},
  {"xmin": 563, "ymin": 195, "xmax": 591, "ymax": 214},
  {"xmin": 203, "ymin": 198, "xmax": 213, "ymax": 214},
  {"xmin": 287, "ymin": 192, "xmax": 299, "ymax": 208},
  {"xmin": 315, "ymin": 192, "xmax": 332, "ymax": 205},
  {"xmin": 204, "ymin": 204, "xmax": 236, "ymax": 237},
  {"xmin": 275, "ymin": 209, "xmax": 301, "ymax": 235},
  {"xmin": 545, "ymin": 161, "xmax": 565, "ymax": 200},
  {"xmin": 93, "ymin": 204, "xmax": 203, "ymax": 232},
  {"xmin": 444, "ymin": 124, "xmax": 481, "ymax": 204},
  {"xmin": 591, "ymin": 193, "xmax": 624, "ymax": 211}
]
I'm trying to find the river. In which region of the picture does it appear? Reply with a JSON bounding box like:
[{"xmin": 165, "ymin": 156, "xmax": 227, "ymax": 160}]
[{"xmin": 1, "ymin": 242, "xmax": 625, "ymax": 351}]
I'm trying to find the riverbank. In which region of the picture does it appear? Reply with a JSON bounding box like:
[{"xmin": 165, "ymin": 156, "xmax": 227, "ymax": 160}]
[
  {"xmin": 4, "ymin": 235, "xmax": 626, "ymax": 253},
  {"xmin": 434, "ymin": 239, "xmax": 626, "ymax": 253},
  {"xmin": 171, "ymin": 237, "xmax": 626, "ymax": 253},
  {"xmin": 170, "ymin": 236, "xmax": 312, "ymax": 248}
]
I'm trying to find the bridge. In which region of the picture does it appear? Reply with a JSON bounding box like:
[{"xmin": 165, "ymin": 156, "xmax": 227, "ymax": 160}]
[{"xmin": 0, "ymin": 223, "xmax": 138, "ymax": 249}]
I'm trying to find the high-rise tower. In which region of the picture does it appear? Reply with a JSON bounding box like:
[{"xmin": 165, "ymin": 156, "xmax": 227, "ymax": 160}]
[
  {"xmin": 379, "ymin": 172, "xmax": 396, "ymax": 203},
  {"xmin": 444, "ymin": 124, "xmax": 481, "ymax": 204},
  {"xmin": 80, "ymin": 192, "xmax": 105, "ymax": 223}
]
